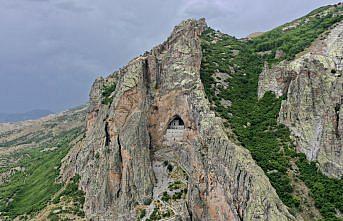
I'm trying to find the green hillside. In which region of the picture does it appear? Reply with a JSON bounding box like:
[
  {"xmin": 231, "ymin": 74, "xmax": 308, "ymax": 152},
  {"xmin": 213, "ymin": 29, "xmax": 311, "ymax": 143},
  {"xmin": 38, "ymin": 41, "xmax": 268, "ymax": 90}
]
[
  {"xmin": 200, "ymin": 4, "xmax": 343, "ymax": 220},
  {"xmin": 0, "ymin": 128, "xmax": 84, "ymax": 219}
]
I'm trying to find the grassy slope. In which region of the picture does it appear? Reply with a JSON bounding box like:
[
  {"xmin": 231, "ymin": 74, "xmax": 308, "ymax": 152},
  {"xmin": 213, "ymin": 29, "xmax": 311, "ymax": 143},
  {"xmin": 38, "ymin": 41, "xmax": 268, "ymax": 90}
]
[
  {"xmin": 250, "ymin": 4, "xmax": 342, "ymax": 62},
  {"xmin": 200, "ymin": 4, "xmax": 343, "ymax": 220},
  {"xmin": 0, "ymin": 127, "xmax": 84, "ymax": 219}
]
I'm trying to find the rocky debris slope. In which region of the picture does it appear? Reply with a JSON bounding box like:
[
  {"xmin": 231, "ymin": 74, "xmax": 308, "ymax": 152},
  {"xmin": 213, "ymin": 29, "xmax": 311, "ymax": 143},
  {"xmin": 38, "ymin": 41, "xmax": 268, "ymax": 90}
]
[
  {"xmin": 62, "ymin": 19, "xmax": 296, "ymax": 220},
  {"xmin": 258, "ymin": 21, "xmax": 343, "ymax": 178}
]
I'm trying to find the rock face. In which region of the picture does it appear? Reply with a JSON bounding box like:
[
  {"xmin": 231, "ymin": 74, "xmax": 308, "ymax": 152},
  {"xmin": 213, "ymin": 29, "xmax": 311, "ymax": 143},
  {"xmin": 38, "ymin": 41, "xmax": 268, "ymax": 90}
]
[
  {"xmin": 258, "ymin": 21, "xmax": 343, "ymax": 178},
  {"xmin": 62, "ymin": 19, "xmax": 296, "ymax": 220}
]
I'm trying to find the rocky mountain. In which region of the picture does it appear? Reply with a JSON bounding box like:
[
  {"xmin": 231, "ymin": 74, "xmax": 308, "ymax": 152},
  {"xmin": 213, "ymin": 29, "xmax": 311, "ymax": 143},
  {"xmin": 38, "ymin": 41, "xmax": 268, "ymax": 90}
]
[
  {"xmin": 258, "ymin": 19, "xmax": 343, "ymax": 178},
  {"xmin": 0, "ymin": 109, "xmax": 53, "ymax": 123},
  {"xmin": 60, "ymin": 18, "xmax": 294, "ymax": 221},
  {"xmin": 0, "ymin": 3, "xmax": 342, "ymax": 221}
]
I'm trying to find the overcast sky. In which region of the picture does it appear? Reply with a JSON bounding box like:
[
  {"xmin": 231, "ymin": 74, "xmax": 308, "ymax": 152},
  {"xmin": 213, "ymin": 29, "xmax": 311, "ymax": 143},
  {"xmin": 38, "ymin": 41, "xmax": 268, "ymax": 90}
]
[{"xmin": 0, "ymin": 0, "xmax": 338, "ymax": 113}]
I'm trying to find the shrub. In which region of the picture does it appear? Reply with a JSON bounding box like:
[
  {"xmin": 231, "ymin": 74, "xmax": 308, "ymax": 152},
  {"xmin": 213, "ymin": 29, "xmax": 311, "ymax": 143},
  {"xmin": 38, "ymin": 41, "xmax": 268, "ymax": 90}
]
[
  {"xmin": 161, "ymin": 192, "xmax": 170, "ymax": 202},
  {"xmin": 200, "ymin": 7, "xmax": 343, "ymax": 218},
  {"xmin": 101, "ymin": 82, "xmax": 117, "ymax": 105}
]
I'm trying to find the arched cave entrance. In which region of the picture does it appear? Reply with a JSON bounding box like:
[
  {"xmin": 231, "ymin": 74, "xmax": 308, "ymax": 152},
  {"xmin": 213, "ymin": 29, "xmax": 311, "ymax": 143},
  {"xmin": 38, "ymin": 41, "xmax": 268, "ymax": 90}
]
[
  {"xmin": 163, "ymin": 115, "xmax": 185, "ymax": 144},
  {"xmin": 168, "ymin": 115, "xmax": 185, "ymax": 129}
]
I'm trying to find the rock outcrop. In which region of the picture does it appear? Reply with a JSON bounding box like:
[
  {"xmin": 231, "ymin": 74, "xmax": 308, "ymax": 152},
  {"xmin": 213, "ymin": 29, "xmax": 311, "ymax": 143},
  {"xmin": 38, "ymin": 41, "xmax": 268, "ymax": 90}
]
[
  {"xmin": 258, "ymin": 21, "xmax": 343, "ymax": 178},
  {"xmin": 62, "ymin": 19, "xmax": 296, "ymax": 220}
]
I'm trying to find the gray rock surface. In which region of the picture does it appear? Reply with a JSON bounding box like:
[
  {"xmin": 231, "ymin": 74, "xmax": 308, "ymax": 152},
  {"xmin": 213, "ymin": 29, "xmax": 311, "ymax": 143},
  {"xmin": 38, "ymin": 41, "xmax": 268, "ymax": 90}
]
[
  {"xmin": 258, "ymin": 21, "xmax": 343, "ymax": 178},
  {"xmin": 62, "ymin": 19, "xmax": 296, "ymax": 220}
]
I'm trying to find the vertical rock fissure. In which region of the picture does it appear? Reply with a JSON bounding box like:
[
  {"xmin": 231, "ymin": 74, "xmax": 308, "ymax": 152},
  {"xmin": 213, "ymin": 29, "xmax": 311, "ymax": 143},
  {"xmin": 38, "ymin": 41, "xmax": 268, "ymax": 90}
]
[
  {"xmin": 143, "ymin": 59, "xmax": 151, "ymax": 93},
  {"xmin": 283, "ymin": 71, "xmax": 294, "ymax": 97},
  {"xmin": 186, "ymin": 201, "xmax": 193, "ymax": 220},
  {"xmin": 156, "ymin": 58, "xmax": 162, "ymax": 89},
  {"xmin": 334, "ymin": 103, "xmax": 341, "ymax": 138},
  {"xmin": 295, "ymin": 74, "xmax": 301, "ymax": 122},
  {"xmin": 116, "ymin": 135, "xmax": 123, "ymax": 198},
  {"xmin": 148, "ymin": 132, "xmax": 153, "ymax": 150},
  {"xmin": 105, "ymin": 121, "xmax": 111, "ymax": 146},
  {"xmin": 117, "ymin": 135, "xmax": 123, "ymax": 168},
  {"xmin": 307, "ymin": 70, "xmax": 317, "ymax": 115},
  {"xmin": 61, "ymin": 18, "xmax": 304, "ymax": 221}
]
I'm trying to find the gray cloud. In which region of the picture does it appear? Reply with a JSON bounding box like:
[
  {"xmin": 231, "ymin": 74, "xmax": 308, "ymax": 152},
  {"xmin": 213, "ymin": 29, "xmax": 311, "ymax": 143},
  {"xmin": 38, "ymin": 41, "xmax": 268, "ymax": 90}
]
[{"xmin": 0, "ymin": 0, "xmax": 338, "ymax": 113}]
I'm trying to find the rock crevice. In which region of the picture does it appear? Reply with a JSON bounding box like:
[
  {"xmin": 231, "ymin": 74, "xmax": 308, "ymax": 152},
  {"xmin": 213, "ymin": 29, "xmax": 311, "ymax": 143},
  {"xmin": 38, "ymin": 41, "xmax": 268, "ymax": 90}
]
[
  {"xmin": 258, "ymin": 21, "xmax": 343, "ymax": 178},
  {"xmin": 61, "ymin": 18, "xmax": 296, "ymax": 220}
]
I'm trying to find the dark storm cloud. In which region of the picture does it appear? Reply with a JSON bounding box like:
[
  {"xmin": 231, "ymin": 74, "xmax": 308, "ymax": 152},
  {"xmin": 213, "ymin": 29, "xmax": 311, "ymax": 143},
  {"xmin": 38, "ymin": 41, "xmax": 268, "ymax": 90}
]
[{"xmin": 0, "ymin": 0, "xmax": 338, "ymax": 113}]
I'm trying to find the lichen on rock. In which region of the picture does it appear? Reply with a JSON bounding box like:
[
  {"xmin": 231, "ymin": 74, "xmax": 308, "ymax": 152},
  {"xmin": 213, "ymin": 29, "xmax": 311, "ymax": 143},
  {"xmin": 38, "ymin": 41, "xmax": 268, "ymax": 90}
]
[
  {"xmin": 61, "ymin": 18, "xmax": 296, "ymax": 220},
  {"xmin": 258, "ymin": 21, "xmax": 343, "ymax": 178}
]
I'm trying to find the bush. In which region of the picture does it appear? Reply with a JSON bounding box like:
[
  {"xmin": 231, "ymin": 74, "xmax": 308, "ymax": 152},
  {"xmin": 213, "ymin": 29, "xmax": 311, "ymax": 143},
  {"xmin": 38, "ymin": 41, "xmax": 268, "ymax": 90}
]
[
  {"xmin": 172, "ymin": 192, "xmax": 183, "ymax": 200},
  {"xmin": 200, "ymin": 7, "xmax": 343, "ymax": 218},
  {"xmin": 161, "ymin": 192, "xmax": 170, "ymax": 202},
  {"xmin": 101, "ymin": 82, "xmax": 116, "ymax": 105},
  {"xmin": 138, "ymin": 208, "xmax": 146, "ymax": 219}
]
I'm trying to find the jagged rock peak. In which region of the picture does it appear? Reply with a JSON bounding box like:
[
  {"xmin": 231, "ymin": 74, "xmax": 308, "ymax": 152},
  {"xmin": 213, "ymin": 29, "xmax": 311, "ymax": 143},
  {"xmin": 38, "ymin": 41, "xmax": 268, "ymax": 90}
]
[{"xmin": 61, "ymin": 17, "xmax": 296, "ymax": 220}]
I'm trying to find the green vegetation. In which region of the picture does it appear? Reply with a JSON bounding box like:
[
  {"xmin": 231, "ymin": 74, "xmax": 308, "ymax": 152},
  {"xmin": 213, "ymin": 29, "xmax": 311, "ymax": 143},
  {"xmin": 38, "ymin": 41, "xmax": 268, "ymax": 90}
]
[
  {"xmin": 250, "ymin": 5, "xmax": 343, "ymax": 62},
  {"xmin": 171, "ymin": 192, "xmax": 183, "ymax": 200},
  {"xmin": 149, "ymin": 207, "xmax": 160, "ymax": 220},
  {"xmin": 0, "ymin": 128, "xmax": 83, "ymax": 219},
  {"xmin": 102, "ymin": 82, "xmax": 117, "ymax": 105},
  {"xmin": 47, "ymin": 212, "xmax": 59, "ymax": 221},
  {"xmin": 200, "ymin": 5, "xmax": 343, "ymax": 220},
  {"xmin": 148, "ymin": 207, "xmax": 173, "ymax": 221},
  {"xmin": 168, "ymin": 181, "xmax": 183, "ymax": 191},
  {"xmin": 161, "ymin": 191, "xmax": 170, "ymax": 202},
  {"xmin": 297, "ymin": 154, "xmax": 343, "ymax": 220},
  {"xmin": 52, "ymin": 174, "xmax": 85, "ymax": 217},
  {"xmin": 136, "ymin": 208, "xmax": 146, "ymax": 220},
  {"xmin": 200, "ymin": 31, "xmax": 242, "ymax": 103},
  {"xmin": 0, "ymin": 131, "xmax": 53, "ymax": 147}
]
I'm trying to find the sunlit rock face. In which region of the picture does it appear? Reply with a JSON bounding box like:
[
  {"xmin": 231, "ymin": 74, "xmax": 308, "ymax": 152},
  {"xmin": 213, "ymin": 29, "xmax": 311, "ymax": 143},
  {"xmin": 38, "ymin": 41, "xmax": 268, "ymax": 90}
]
[
  {"xmin": 61, "ymin": 19, "xmax": 296, "ymax": 220},
  {"xmin": 258, "ymin": 21, "xmax": 343, "ymax": 178}
]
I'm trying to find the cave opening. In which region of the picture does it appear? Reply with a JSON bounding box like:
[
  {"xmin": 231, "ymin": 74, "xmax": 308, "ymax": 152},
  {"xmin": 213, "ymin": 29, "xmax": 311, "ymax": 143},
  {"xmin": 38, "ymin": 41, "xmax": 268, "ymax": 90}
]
[
  {"xmin": 163, "ymin": 115, "xmax": 186, "ymax": 144},
  {"xmin": 168, "ymin": 115, "xmax": 185, "ymax": 129}
]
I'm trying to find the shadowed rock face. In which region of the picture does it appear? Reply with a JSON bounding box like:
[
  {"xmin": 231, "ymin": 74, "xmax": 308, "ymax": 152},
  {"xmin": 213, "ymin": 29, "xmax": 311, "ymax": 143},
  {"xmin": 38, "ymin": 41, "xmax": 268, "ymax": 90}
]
[
  {"xmin": 258, "ymin": 21, "xmax": 343, "ymax": 178},
  {"xmin": 61, "ymin": 19, "xmax": 295, "ymax": 220}
]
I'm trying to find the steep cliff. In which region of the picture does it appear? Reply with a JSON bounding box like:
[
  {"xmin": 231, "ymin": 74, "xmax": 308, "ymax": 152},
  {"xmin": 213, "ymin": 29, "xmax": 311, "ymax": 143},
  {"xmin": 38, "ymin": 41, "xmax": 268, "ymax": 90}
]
[
  {"xmin": 61, "ymin": 19, "xmax": 296, "ymax": 220},
  {"xmin": 199, "ymin": 5, "xmax": 342, "ymax": 221},
  {"xmin": 258, "ymin": 20, "xmax": 343, "ymax": 178},
  {"xmin": 1, "ymin": 4, "xmax": 343, "ymax": 221}
]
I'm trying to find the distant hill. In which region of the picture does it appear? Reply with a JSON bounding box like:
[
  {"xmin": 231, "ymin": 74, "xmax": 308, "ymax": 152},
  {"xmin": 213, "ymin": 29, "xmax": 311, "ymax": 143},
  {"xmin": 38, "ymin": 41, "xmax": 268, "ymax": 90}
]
[
  {"xmin": 0, "ymin": 3, "xmax": 342, "ymax": 221},
  {"xmin": 0, "ymin": 109, "xmax": 53, "ymax": 123}
]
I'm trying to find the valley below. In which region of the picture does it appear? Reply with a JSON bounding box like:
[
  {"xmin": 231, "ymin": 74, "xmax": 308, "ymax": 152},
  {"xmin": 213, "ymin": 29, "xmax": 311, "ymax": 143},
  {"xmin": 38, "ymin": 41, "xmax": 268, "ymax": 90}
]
[{"xmin": 0, "ymin": 3, "xmax": 342, "ymax": 221}]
